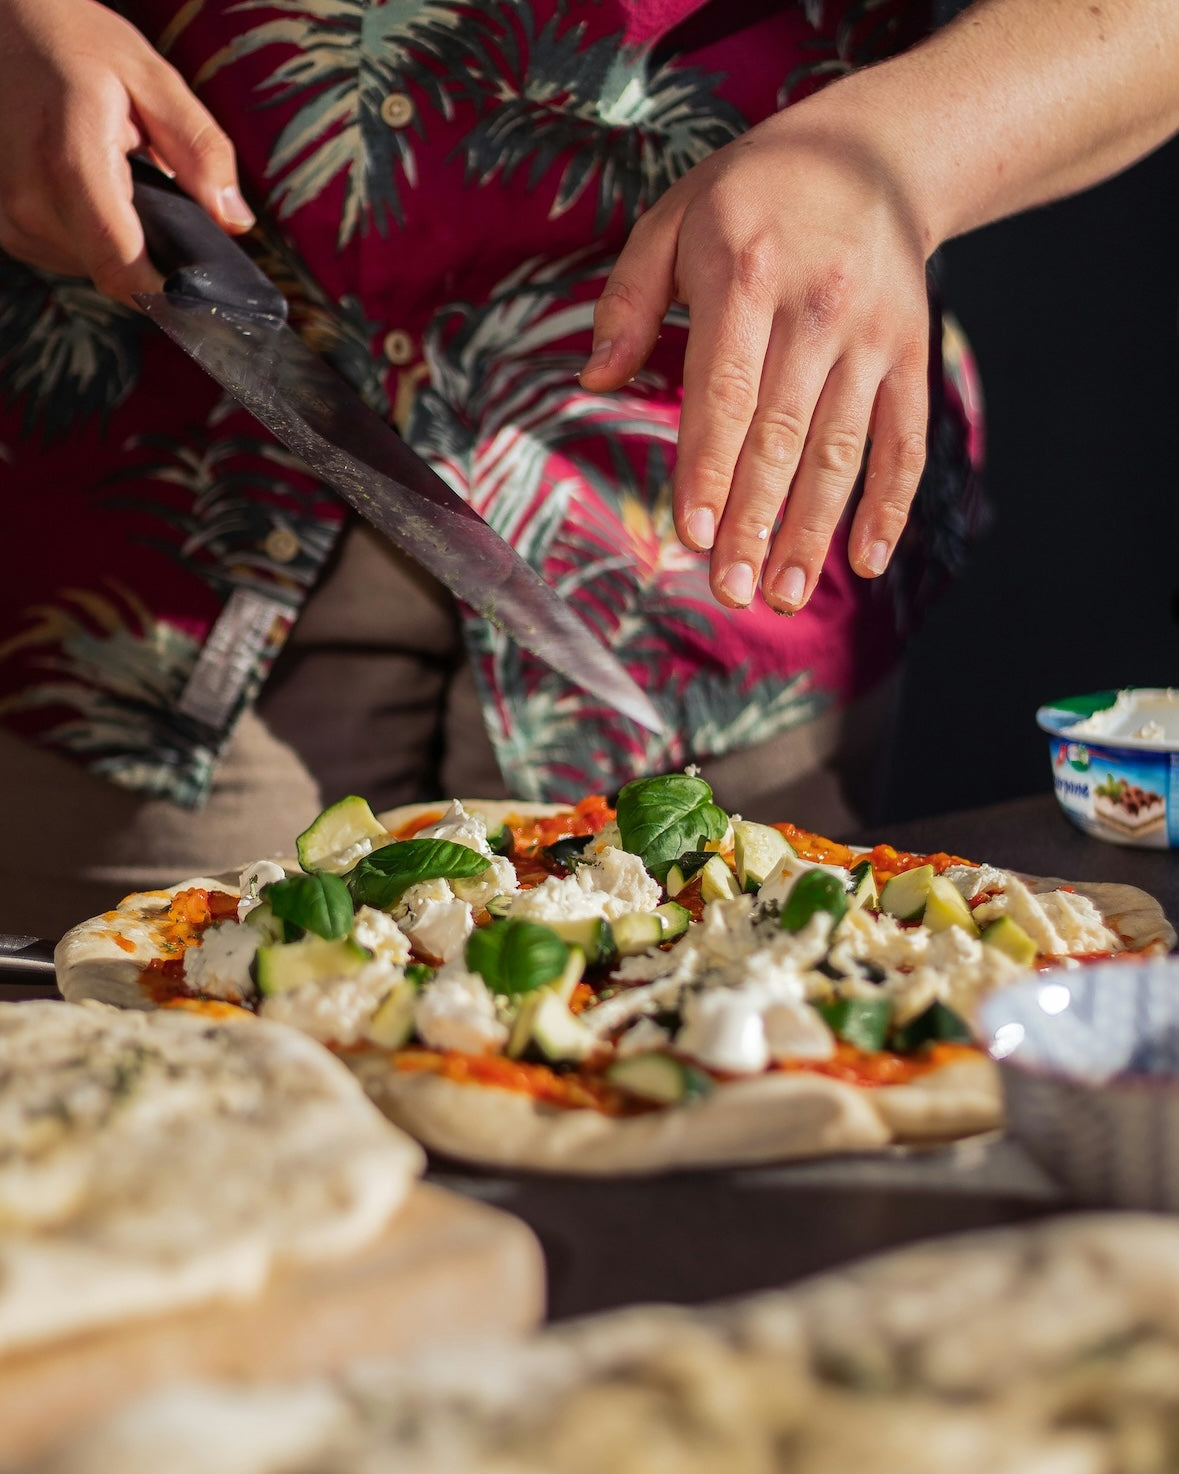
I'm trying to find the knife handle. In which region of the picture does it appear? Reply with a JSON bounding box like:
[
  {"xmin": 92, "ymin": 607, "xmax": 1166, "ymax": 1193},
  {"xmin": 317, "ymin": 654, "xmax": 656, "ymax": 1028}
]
[{"xmin": 129, "ymin": 156, "xmax": 288, "ymax": 321}]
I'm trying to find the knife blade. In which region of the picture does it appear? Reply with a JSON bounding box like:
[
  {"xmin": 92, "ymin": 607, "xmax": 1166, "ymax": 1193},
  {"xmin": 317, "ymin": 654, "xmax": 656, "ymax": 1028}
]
[{"xmin": 129, "ymin": 160, "xmax": 664, "ymax": 736}]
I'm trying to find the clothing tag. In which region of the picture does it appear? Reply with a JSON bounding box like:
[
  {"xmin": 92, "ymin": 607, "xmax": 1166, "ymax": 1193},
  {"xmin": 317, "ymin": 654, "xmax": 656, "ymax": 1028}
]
[{"xmin": 177, "ymin": 589, "xmax": 290, "ymax": 731}]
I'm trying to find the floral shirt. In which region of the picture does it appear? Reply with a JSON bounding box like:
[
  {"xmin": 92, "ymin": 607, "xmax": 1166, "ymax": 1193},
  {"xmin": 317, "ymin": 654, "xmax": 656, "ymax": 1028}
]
[{"xmin": 0, "ymin": 0, "xmax": 981, "ymax": 807}]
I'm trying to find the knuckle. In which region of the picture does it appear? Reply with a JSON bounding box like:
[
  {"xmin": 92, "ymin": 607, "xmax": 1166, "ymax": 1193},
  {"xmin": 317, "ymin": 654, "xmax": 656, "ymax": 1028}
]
[
  {"xmin": 803, "ymin": 264, "xmax": 853, "ymax": 334},
  {"xmin": 809, "ymin": 424, "xmax": 864, "ymax": 480},
  {"xmin": 0, "ymin": 186, "xmax": 46, "ymax": 239},
  {"xmin": 706, "ymin": 361, "xmax": 760, "ymax": 422},
  {"xmin": 880, "ymin": 428, "xmax": 928, "ymax": 486},
  {"xmin": 185, "ymin": 117, "xmax": 236, "ymax": 174},
  {"xmin": 692, "ymin": 458, "xmax": 740, "ymax": 500},
  {"xmin": 728, "ymin": 237, "xmax": 780, "ymax": 302},
  {"xmin": 745, "ymin": 405, "xmax": 807, "ymax": 467},
  {"xmin": 595, "ymin": 274, "xmax": 646, "ymax": 319}
]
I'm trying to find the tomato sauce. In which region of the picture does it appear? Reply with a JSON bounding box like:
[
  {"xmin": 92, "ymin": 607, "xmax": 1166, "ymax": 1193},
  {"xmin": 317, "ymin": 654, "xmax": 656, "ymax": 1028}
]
[
  {"xmin": 508, "ymin": 796, "xmax": 615, "ymax": 856},
  {"xmin": 776, "ymin": 1040, "xmax": 979, "ymax": 1088},
  {"xmin": 136, "ymin": 887, "xmax": 244, "ymax": 1001},
  {"xmin": 391, "ymin": 1046, "xmax": 643, "ymax": 1115}
]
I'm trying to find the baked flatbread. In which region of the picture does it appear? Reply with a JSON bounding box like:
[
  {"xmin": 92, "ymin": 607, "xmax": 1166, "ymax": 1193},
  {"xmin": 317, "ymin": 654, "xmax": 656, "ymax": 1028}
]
[
  {"xmin": 55, "ymin": 787, "xmax": 1174, "ymax": 1176},
  {"xmin": 31, "ymin": 1211, "xmax": 1179, "ymax": 1474},
  {"xmin": 0, "ymin": 1000, "xmax": 422, "ymax": 1355}
]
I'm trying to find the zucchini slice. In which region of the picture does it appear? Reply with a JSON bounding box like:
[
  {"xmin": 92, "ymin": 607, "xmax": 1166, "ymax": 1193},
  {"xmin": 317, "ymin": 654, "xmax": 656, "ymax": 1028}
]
[
  {"xmin": 654, "ymin": 901, "xmax": 691, "ymax": 940},
  {"xmin": 507, "ymin": 983, "xmax": 596, "ymax": 1062},
  {"xmin": 980, "ymin": 914, "xmax": 1038, "ymax": 967},
  {"xmin": 732, "ymin": 821, "xmax": 796, "ymax": 893},
  {"xmin": 611, "ymin": 911, "xmax": 667, "ymax": 957},
  {"xmin": 606, "ymin": 1052, "xmax": 712, "ymax": 1105},
  {"xmin": 699, "ymin": 854, "xmax": 742, "ymax": 904},
  {"xmin": 365, "ymin": 974, "xmax": 420, "ymax": 1050},
  {"xmin": 544, "ymin": 916, "xmax": 614, "ymax": 965},
  {"xmin": 922, "ymin": 875, "xmax": 980, "ymax": 938},
  {"xmin": 296, "ymin": 795, "xmax": 389, "ymax": 875},
  {"xmin": 665, "ymin": 850, "xmax": 714, "ymax": 898},
  {"xmin": 889, "ymin": 999, "xmax": 973, "ymax": 1052},
  {"xmin": 255, "ymin": 936, "xmax": 370, "ymax": 996},
  {"xmin": 848, "ymin": 859, "xmax": 879, "ymax": 911},
  {"xmin": 813, "ymin": 995, "xmax": 893, "ymax": 1052},
  {"xmin": 879, "ymin": 863, "xmax": 935, "ymax": 922}
]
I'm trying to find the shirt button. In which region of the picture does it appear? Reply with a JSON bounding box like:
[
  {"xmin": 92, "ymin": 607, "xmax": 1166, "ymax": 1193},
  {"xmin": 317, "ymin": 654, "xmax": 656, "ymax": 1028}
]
[
  {"xmin": 263, "ymin": 526, "xmax": 301, "ymax": 563},
  {"xmin": 383, "ymin": 329, "xmax": 415, "ymax": 366},
  {"xmin": 380, "ymin": 92, "xmax": 414, "ymax": 129}
]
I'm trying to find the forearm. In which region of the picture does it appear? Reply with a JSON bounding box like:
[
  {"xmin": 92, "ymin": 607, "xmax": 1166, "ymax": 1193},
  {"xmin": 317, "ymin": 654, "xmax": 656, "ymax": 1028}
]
[{"xmin": 788, "ymin": 0, "xmax": 1179, "ymax": 255}]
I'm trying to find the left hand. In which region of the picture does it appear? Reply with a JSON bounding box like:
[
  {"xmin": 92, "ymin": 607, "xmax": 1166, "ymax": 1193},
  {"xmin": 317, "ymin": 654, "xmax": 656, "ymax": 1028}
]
[{"xmin": 580, "ymin": 109, "xmax": 932, "ymax": 613}]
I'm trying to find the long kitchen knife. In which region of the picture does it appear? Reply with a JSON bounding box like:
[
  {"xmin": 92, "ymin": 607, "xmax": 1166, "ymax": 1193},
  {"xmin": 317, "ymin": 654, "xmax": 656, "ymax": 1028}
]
[{"xmin": 129, "ymin": 160, "xmax": 664, "ymax": 736}]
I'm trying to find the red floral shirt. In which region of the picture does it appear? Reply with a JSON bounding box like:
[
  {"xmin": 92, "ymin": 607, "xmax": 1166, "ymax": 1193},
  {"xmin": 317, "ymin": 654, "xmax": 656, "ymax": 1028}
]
[{"xmin": 0, "ymin": 0, "xmax": 981, "ymax": 806}]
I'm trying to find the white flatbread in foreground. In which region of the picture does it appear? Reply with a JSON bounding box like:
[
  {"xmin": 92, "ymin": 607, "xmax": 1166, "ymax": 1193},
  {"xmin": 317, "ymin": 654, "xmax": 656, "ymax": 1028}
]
[
  {"xmin": 0, "ymin": 1001, "xmax": 423, "ymax": 1356},
  {"xmin": 31, "ymin": 1210, "xmax": 1179, "ymax": 1474}
]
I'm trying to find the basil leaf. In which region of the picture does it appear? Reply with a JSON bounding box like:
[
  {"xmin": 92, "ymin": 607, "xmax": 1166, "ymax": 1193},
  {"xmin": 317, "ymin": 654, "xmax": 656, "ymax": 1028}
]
[
  {"xmin": 465, "ymin": 919, "xmax": 569, "ymax": 997},
  {"xmin": 350, "ymin": 839, "xmax": 491, "ymax": 910},
  {"xmin": 265, "ymin": 873, "xmax": 354, "ymax": 941},
  {"xmin": 615, "ymin": 774, "xmax": 729, "ymax": 881}
]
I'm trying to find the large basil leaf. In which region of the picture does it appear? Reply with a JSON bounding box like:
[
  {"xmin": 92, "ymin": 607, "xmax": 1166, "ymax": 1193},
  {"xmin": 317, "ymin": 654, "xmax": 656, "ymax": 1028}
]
[
  {"xmin": 615, "ymin": 774, "xmax": 729, "ymax": 881},
  {"xmin": 265, "ymin": 873, "xmax": 354, "ymax": 941},
  {"xmin": 465, "ymin": 919, "xmax": 569, "ymax": 997},
  {"xmin": 350, "ymin": 839, "xmax": 492, "ymax": 910}
]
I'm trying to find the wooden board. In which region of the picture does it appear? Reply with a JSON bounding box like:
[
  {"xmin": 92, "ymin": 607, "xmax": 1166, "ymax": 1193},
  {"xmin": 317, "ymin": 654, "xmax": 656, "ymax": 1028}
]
[{"xmin": 0, "ymin": 1184, "xmax": 545, "ymax": 1468}]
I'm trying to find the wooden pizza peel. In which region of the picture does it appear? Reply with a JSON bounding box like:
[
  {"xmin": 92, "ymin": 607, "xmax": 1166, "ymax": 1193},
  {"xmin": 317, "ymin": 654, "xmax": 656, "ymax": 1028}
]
[{"xmin": 0, "ymin": 1182, "xmax": 544, "ymax": 1468}]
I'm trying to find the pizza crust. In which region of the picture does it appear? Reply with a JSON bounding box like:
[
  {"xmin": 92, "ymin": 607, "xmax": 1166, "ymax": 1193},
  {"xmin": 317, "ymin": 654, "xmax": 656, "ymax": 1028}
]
[
  {"xmin": 56, "ymin": 878, "xmax": 238, "ymax": 1010},
  {"xmin": 355, "ymin": 1060, "xmax": 892, "ymax": 1175},
  {"xmin": 1022, "ymin": 875, "xmax": 1175, "ymax": 953},
  {"xmin": 377, "ymin": 798, "xmax": 570, "ymax": 833}
]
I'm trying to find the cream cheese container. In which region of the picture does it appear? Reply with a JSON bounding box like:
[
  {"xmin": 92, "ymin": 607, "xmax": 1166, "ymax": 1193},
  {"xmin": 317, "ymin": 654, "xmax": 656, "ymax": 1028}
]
[{"xmin": 1036, "ymin": 688, "xmax": 1179, "ymax": 848}]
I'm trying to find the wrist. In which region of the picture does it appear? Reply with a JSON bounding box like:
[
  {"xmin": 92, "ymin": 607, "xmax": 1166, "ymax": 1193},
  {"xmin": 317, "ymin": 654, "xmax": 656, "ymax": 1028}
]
[{"xmin": 765, "ymin": 79, "xmax": 948, "ymax": 262}]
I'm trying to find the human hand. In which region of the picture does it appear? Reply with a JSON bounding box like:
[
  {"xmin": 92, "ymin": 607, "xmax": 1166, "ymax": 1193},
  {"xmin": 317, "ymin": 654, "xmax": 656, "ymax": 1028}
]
[
  {"xmin": 0, "ymin": 0, "xmax": 253, "ymax": 305},
  {"xmin": 581, "ymin": 109, "xmax": 932, "ymax": 613}
]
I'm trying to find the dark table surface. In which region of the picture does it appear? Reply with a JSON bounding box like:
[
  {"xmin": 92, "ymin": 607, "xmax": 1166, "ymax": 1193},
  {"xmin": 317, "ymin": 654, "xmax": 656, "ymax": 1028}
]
[
  {"xmin": 430, "ymin": 794, "xmax": 1179, "ymax": 1318},
  {"xmin": 3, "ymin": 794, "xmax": 1174, "ymax": 1320}
]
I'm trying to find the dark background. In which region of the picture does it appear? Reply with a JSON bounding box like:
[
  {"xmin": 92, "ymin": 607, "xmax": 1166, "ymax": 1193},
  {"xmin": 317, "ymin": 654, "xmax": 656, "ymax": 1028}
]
[{"xmin": 880, "ymin": 130, "xmax": 1179, "ymax": 823}]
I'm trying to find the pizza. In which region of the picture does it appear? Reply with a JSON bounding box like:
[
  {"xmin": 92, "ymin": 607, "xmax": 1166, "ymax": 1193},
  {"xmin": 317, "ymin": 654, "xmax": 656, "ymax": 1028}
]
[
  {"xmin": 55, "ymin": 772, "xmax": 1174, "ymax": 1175},
  {"xmin": 0, "ymin": 999, "xmax": 422, "ymax": 1357},
  {"xmin": 32, "ymin": 1211, "xmax": 1179, "ymax": 1474}
]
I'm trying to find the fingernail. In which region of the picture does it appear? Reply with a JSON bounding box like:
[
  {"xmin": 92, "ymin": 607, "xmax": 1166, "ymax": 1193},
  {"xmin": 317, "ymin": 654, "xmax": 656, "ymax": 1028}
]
[
  {"xmin": 769, "ymin": 565, "xmax": 806, "ymax": 609},
  {"xmin": 686, "ymin": 507, "xmax": 715, "ymax": 550},
  {"xmin": 219, "ymin": 186, "xmax": 255, "ymax": 230},
  {"xmin": 720, "ymin": 561, "xmax": 755, "ymax": 606},
  {"xmin": 864, "ymin": 539, "xmax": 890, "ymax": 576},
  {"xmin": 581, "ymin": 339, "xmax": 613, "ymax": 377}
]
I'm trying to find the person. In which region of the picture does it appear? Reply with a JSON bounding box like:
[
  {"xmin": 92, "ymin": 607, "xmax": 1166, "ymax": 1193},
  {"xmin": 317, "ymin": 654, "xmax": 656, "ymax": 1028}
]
[{"xmin": 0, "ymin": 0, "xmax": 1175, "ymax": 938}]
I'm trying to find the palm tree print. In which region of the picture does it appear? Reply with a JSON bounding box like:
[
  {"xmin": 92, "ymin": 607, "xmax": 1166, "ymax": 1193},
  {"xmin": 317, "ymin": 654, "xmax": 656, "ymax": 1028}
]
[
  {"xmin": 0, "ymin": 583, "xmax": 223, "ymax": 802},
  {"xmin": 782, "ymin": 0, "xmax": 926, "ymax": 103},
  {"xmin": 101, "ymin": 416, "xmax": 338, "ymax": 605},
  {"xmin": 196, "ymin": 0, "xmax": 470, "ymax": 244},
  {"xmin": 0, "ymin": 261, "xmax": 145, "ymax": 440},
  {"xmin": 455, "ymin": 6, "xmax": 748, "ymax": 228}
]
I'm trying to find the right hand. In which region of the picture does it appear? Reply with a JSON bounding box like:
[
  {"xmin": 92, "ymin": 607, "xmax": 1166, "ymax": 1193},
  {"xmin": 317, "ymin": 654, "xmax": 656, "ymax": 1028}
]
[{"xmin": 0, "ymin": 0, "xmax": 253, "ymax": 304}]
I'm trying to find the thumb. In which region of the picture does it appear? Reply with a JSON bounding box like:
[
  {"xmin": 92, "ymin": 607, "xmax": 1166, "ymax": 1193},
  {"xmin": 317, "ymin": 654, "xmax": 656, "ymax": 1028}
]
[
  {"xmin": 580, "ymin": 209, "xmax": 678, "ymax": 390},
  {"xmin": 132, "ymin": 63, "xmax": 254, "ymax": 234}
]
